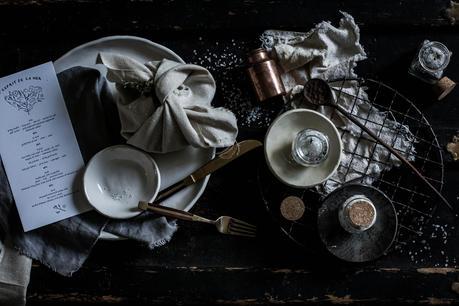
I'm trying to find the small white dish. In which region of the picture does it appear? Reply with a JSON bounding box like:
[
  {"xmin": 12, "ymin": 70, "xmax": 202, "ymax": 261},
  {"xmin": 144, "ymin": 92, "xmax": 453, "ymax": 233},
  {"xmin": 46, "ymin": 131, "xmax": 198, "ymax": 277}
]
[
  {"xmin": 83, "ymin": 145, "xmax": 161, "ymax": 219},
  {"xmin": 264, "ymin": 109, "xmax": 342, "ymax": 188}
]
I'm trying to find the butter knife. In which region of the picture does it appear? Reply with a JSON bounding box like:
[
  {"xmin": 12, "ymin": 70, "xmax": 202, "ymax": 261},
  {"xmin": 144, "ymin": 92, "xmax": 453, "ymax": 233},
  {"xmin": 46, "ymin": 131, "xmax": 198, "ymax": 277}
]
[{"xmin": 153, "ymin": 139, "xmax": 263, "ymax": 203}]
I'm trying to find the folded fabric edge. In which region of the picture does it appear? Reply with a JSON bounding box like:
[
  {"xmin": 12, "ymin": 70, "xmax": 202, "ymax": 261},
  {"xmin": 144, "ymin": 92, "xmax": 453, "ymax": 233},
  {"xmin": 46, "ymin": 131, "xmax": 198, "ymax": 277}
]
[
  {"xmin": 147, "ymin": 221, "xmax": 178, "ymax": 250},
  {"xmin": 260, "ymin": 11, "xmax": 368, "ymax": 65},
  {"xmin": 13, "ymin": 221, "xmax": 107, "ymax": 277}
]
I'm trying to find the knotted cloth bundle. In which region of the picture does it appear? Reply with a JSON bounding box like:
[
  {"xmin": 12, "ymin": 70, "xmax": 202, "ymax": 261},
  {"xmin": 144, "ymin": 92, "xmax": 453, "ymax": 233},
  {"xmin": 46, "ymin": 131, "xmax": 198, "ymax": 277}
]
[{"xmin": 97, "ymin": 53, "xmax": 238, "ymax": 153}]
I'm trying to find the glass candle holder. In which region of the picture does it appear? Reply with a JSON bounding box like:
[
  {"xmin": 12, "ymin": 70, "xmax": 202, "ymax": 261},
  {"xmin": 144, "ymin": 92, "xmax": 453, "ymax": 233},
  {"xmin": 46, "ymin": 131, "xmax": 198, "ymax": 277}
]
[{"xmin": 291, "ymin": 129, "xmax": 329, "ymax": 167}]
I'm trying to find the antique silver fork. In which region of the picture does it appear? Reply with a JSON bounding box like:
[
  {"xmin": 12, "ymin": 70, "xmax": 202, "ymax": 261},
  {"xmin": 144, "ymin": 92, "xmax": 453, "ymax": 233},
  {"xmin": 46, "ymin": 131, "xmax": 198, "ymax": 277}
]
[{"xmin": 138, "ymin": 201, "xmax": 256, "ymax": 238}]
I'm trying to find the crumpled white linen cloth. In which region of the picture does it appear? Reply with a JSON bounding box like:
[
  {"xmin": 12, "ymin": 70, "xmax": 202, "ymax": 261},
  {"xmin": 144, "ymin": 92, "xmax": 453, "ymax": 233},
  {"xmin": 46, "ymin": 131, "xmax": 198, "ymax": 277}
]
[
  {"xmin": 0, "ymin": 237, "xmax": 31, "ymax": 306},
  {"xmin": 97, "ymin": 53, "xmax": 238, "ymax": 153},
  {"xmin": 261, "ymin": 12, "xmax": 416, "ymax": 193}
]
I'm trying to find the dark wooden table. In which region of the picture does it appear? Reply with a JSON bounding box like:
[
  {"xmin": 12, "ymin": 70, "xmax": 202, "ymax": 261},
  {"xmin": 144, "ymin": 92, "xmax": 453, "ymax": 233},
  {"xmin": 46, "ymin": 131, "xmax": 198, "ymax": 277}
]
[{"xmin": 2, "ymin": 0, "xmax": 459, "ymax": 304}]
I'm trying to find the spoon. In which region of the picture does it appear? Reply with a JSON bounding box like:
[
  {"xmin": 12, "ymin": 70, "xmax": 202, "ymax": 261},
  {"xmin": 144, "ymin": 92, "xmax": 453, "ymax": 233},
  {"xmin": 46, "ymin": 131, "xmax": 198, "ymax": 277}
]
[{"xmin": 303, "ymin": 78, "xmax": 453, "ymax": 211}]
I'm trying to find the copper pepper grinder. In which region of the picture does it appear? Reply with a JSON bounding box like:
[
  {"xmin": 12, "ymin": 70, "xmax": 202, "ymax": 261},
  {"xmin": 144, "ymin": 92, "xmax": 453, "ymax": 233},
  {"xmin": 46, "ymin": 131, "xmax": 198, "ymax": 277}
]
[{"xmin": 246, "ymin": 48, "xmax": 286, "ymax": 102}]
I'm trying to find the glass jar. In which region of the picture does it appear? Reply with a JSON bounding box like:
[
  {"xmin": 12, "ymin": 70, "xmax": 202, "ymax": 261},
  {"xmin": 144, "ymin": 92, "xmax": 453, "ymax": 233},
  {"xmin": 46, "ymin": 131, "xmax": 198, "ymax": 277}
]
[
  {"xmin": 409, "ymin": 40, "xmax": 451, "ymax": 84},
  {"xmin": 291, "ymin": 128, "xmax": 329, "ymax": 167}
]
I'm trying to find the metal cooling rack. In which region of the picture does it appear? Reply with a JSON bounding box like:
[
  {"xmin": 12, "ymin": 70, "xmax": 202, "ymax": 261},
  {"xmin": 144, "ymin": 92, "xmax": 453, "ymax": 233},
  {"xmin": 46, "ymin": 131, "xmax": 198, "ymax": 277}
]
[{"xmin": 258, "ymin": 78, "xmax": 444, "ymax": 251}]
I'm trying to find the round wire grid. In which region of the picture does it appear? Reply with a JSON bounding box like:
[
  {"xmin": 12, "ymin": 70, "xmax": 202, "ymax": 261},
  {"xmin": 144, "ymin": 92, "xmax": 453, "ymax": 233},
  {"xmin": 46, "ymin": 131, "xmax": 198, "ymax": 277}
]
[{"xmin": 258, "ymin": 78, "xmax": 444, "ymax": 252}]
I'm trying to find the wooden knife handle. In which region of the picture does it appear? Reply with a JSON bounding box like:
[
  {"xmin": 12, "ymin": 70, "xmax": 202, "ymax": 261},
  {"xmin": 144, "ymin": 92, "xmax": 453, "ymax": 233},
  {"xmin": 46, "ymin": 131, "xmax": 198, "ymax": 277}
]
[
  {"xmin": 139, "ymin": 201, "xmax": 195, "ymax": 221},
  {"xmin": 138, "ymin": 201, "xmax": 214, "ymax": 224},
  {"xmin": 154, "ymin": 176, "xmax": 196, "ymax": 203}
]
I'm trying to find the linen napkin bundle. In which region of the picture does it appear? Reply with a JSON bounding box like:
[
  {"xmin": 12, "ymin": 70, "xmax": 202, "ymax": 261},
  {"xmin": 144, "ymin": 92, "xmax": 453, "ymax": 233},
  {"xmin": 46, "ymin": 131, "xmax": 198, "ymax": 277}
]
[
  {"xmin": 97, "ymin": 53, "xmax": 238, "ymax": 153},
  {"xmin": 261, "ymin": 11, "xmax": 416, "ymax": 193}
]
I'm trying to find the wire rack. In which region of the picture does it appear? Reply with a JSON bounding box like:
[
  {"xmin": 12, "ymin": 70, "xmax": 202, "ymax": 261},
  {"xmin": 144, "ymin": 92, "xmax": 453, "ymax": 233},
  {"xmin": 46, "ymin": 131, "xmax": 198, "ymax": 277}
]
[{"xmin": 258, "ymin": 78, "xmax": 444, "ymax": 252}]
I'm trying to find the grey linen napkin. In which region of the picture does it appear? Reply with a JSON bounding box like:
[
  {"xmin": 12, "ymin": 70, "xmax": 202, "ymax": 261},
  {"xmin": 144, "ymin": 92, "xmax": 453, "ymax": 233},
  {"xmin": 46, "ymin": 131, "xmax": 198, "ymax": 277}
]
[
  {"xmin": 0, "ymin": 67, "xmax": 177, "ymax": 277},
  {"xmin": 0, "ymin": 153, "xmax": 30, "ymax": 305},
  {"xmin": 97, "ymin": 53, "xmax": 238, "ymax": 153}
]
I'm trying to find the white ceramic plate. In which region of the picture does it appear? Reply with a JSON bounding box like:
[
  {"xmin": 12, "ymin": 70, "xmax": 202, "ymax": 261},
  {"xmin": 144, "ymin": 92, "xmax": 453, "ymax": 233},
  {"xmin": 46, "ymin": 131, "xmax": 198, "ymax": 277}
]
[
  {"xmin": 54, "ymin": 36, "xmax": 215, "ymax": 239},
  {"xmin": 265, "ymin": 109, "xmax": 342, "ymax": 188},
  {"xmin": 83, "ymin": 145, "xmax": 161, "ymax": 219}
]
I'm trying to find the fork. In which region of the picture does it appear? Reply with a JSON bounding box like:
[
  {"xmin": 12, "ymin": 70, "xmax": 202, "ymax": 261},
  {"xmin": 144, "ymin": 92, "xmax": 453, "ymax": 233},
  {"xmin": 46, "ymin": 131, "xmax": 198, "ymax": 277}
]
[{"xmin": 138, "ymin": 201, "xmax": 256, "ymax": 238}]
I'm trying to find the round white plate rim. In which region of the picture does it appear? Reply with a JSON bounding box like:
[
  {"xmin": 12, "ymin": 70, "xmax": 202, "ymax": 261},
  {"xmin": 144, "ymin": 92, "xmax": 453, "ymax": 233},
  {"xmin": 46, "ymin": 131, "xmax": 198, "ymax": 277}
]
[
  {"xmin": 56, "ymin": 35, "xmax": 185, "ymax": 66},
  {"xmin": 54, "ymin": 35, "xmax": 215, "ymax": 240},
  {"xmin": 264, "ymin": 108, "xmax": 342, "ymax": 188},
  {"xmin": 83, "ymin": 145, "xmax": 161, "ymax": 219}
]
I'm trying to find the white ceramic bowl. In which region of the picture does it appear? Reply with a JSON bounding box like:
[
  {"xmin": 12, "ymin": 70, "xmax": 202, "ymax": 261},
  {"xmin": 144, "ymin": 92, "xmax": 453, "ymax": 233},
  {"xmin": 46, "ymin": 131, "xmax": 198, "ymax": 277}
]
[
  {"xmin": 264, "ymin": 109, "xmax": 342, "ymax": 188},
  {"xmin": 83, "ymin": 145, "xmax": 161, "ymax": 219}
]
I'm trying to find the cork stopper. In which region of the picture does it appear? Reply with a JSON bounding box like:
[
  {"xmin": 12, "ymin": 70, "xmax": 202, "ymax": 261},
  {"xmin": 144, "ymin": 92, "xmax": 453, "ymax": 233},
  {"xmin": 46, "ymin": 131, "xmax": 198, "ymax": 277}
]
[
  {"xmin": 280, "ymin": 196, "xmax": 305, "ymax": 221},
  {"xmin": 446, "ymin": 134, "xmax": 459, "ymax": 161},
  {"xmin": 338, "ymin": 195, "xmax": 377, "ymax": 233},
  {"xmin": 347, "ymin": 201, "xmax": 376, "ymax": 228},
  {"xmin": 434, "ymin": 76, "xmax": 456, "ymax": 100}
]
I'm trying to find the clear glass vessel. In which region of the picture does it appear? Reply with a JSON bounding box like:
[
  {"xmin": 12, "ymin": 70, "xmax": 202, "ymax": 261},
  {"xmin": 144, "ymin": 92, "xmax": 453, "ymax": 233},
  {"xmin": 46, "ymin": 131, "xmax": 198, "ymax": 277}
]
[
  {"xmin": 291, "ymin": 128, "xmax": 329, "ymax": 167},
  {"xmin": 409, "ymin": 40, "xmax": 451, "ymax": 84}
]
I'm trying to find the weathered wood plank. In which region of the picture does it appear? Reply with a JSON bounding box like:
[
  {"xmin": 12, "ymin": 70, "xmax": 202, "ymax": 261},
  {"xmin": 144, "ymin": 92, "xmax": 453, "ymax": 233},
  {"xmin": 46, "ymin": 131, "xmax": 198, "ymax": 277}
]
[
  {"xmin": 0, "ymin": 0, "xmax": 454, "ymax": 35},
  {"xmin": 26, "ymin": 265, "xmax": 459, "ymax": 305},
  {"xmin": 1, "ymin": 0, "xmax": 459, "ymax": 304}
]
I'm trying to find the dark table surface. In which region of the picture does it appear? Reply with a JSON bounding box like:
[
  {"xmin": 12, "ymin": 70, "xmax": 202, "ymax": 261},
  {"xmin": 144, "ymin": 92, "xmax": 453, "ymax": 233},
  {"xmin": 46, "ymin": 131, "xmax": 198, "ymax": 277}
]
[{"xmin": 2, "ymin": 0, "xmax": 459, "ymax": 304}]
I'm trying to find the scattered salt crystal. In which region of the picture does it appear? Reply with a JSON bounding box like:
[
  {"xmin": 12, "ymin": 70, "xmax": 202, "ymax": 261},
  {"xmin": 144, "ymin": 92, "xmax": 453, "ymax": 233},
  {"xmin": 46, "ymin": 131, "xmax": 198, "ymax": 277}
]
[{"xmin": 190, "ymin": 39, "xmax": 281, "ymax": 129}]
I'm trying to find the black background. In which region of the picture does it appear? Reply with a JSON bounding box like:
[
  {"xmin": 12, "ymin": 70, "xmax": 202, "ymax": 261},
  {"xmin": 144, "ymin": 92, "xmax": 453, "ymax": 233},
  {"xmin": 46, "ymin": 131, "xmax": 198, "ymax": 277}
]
[{"xmin": 2, "ymin": 0, "xmax": 459, "ymax": 304}]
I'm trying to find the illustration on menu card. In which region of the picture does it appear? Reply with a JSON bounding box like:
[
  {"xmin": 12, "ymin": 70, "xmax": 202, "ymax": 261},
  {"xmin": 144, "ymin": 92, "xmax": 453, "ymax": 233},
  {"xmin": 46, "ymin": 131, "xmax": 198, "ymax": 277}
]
[{"xmin": 4, "ymin": 85, "xmax": 44, "ymax": 114}]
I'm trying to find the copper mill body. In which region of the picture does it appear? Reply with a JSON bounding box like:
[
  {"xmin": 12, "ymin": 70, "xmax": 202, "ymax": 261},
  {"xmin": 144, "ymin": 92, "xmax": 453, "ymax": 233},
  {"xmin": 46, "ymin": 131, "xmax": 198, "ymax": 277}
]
[{"xmin": 246, "ymin": 48, "xmax": 286, "ymax": 102}]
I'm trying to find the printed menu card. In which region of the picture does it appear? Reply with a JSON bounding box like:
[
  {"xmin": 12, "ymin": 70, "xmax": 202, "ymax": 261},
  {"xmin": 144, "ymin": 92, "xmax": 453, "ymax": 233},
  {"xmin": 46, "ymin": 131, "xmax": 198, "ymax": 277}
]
[{"xmin": 0, "ymin": 62, "xmax": 92, "ymax": 231}]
